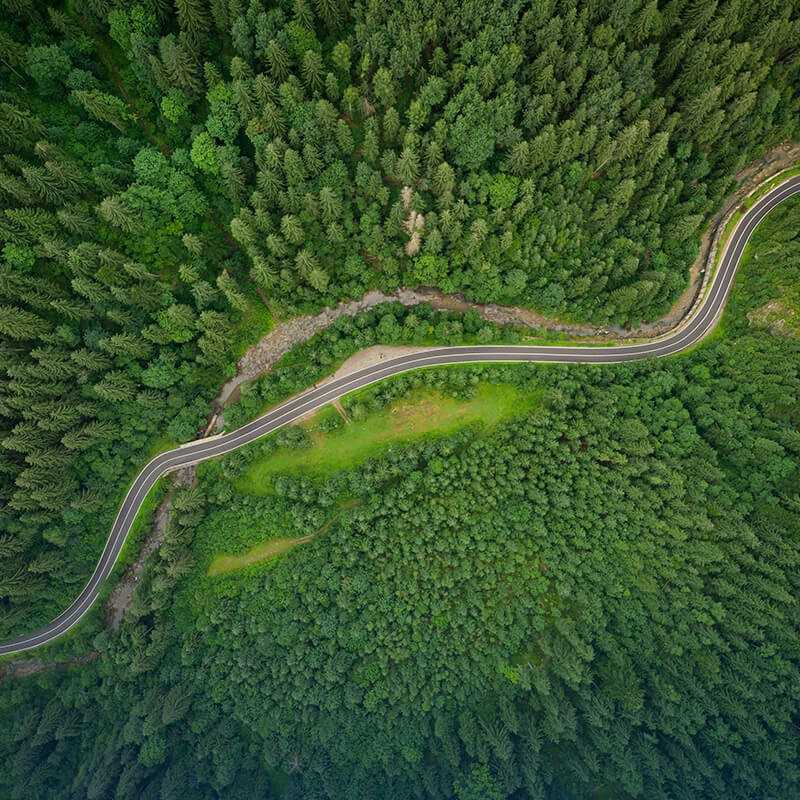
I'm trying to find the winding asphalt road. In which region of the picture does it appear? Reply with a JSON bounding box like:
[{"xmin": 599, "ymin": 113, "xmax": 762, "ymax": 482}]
[{"xmin": 2, "ymin": 174, "xmax": 799, "ymax": 656}]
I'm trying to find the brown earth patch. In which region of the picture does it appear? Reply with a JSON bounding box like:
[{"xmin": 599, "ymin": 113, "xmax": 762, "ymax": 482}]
[{"xmin": 0, "ymin": 651, "xmax": 98, "ymax": 683}]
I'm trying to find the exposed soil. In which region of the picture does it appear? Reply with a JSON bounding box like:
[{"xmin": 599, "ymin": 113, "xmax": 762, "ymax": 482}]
[
  {"xmin": 320, "ymin": 344, "xmax": 435, "ymax": 384},
  {"xmin": 292, "ymin": 345, "xmax": 435, "ymax": 423},
  {"xmin": 331, "ymin": 399, "xmax": 349, "ymax": 421},
  {"xmin": 210, "ymin": 286, "xmax": 607, "ymax": 414}
]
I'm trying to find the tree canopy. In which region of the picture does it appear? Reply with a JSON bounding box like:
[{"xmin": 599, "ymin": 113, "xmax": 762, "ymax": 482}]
[{"xmin": 0, "ymin": 1, "xmax": 799, "ymax": 798}]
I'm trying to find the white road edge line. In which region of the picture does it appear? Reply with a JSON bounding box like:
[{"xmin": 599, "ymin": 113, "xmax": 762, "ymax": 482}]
[{"xmin": 1, "ymin": 173, "xmax": 798, "ymax": 655}]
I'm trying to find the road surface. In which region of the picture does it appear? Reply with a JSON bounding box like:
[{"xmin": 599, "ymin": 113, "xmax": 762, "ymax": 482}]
[{"xmin": 1, "ymin": 174, "xmax": 799, "ymax": 656}]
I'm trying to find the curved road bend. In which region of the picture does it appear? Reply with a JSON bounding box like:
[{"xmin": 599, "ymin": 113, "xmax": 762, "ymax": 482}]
[{"xmin": 2, "ymin": 175, "xmax": 800, "ymax": 657}]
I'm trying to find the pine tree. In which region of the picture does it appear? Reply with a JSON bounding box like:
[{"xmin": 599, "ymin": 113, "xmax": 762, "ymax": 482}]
[
  {"xmin": 91, "ymin": 371, "xmax": 136, "ymax": 403},
  {"xmin": 70, "ymin": 90, "xmax": 131, "ymax": 131},
  {"xmin": 175, "ymin": 0, "xmax": 209, "ymax": 45},
  {"xmin": 396, "ymin": 147, "xmax": 420, "ymax": 185},
  {"xmin": 21, "ymin": 166, "xmax": 67, "ymax": 204},
  {"xmin": 432, "ymin": 162, "xmax": 455, "ymax": 197},
  {"xmin": 97, "ymin": 196, "xmax": 137, "ymax": 233},
  {"xmin": 0, "ymin": 102, "xmax": 45, "ymax": 148},
  {"xmin": 314, "ymin": 0, "xmax": 342, "ymax": 28},
  {"xmin": 281, "ymin": 215, "xmax": 305, "ymax": 245},
  {"xmin": 302, "ymin": 143, "xmax": 323, "ymax": 176},
  {"xmin": 294, "ymin": 248, "xmax": 317, "ymax": 278},
  {"xmin": 159, "ymin": 35, "xmax": 202, "ymax": 94},
  {"xmin": 331, "ymin": 41, "xmax": 350, "ymax": 74},
  {"xmin": 0, "ymin": 31, "xmax": 26, "ymax": 76},
  {"xmin": 99, "ymin": 333, "xmax": 153, "ymax": 360},
  {"xmin": 266, "ymin": 233, "xmax": 289, "ymax": 257},
  {"xmin": 0, "ymin": 305, "xmax": 51, "ymax": 339},
  {"xmin": 250, "ymin": 257, "xmax": 275, "ymax": 290},
  {"xmin": 505, "ymin": 141, "xmax": 530, "ymax": 176},
  {"xmin": 266, "ymin": 40, "xmax": 290, "ymax": 82},
  {"xmin": 233, "ymin": 79, "xmax": 255, "ymax": 120},
  {"xmin": 261, "ymin": 102, "xmax": 286, "ymax": 137},
  {"xmin": 191, "ymin": 280, "xmax": 217, "ymax": 309},
  {"xmin": 70, "ymin": 349, "xmax": 112, "ymax": 373},
  {"xmin": 56, "ymin": 206, "xmax": 95, "ymax": 235},
  {"xmin": 293, "ymin": 0, "xmax": 315, "ymax": 28},
  {"xmin": 0, "ymin": 171, "xmax": 37, "ymax": 204},
  {"xmin": 373, "ymin": 67, "xmax": 396, "ymax": 108},
  {"xmin": 318, "ymin": 187, "xmax": 341, "ymax": 225},
  {"xmin": 253, "ymin": 73, "xmax": 277, "ymax": 106},
  {"xmin": 301, "ymin": 51, "xmax": 324, "ymax": 93},
  {"xmin": 470, "ymin": 218, "xmax": 488, "ymax": 247},
  {"xmin": 216, "ymin": 269, "xmax": 249, "ymax": 311},
  {"xmin": 307, "ymin": 265, "xmax": 329, "ymax": 291},
  {"xmin": 325, "ymin": 71, "xmax": 340, "ymax": 102}
]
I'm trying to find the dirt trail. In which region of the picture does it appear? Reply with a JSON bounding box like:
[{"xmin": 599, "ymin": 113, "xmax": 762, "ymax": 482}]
[{"xmin": 214, "ymin": 142, "xmax": 800, "ymax": 412}]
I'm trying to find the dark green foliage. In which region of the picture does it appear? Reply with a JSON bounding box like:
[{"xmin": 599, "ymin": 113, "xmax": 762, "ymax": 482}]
[
  {"xmin": 2, "ymin": 200, "xmax": 799, "ymax": 799},
  {"xmin": 225, "ymin": 0, "xmax": 799, "ymax": 321},
  {"xmin": 0, "ymin": 2, "xmax": 799, "ymax": 799},
  {"xmin": 0, "ymin": 2, "xmax": 264, "ymax": 636},
  {"xmin": 3, "ymin": 306, "xmax": 799, "ymax": 798}
]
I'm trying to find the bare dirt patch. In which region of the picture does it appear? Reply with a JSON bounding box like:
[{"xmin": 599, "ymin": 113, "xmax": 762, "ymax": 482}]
[
  {"xmin": 292, "ymin": 345, "xmax": 436, "ymax": 423},
  {"xmin": 388, "ymin": 395, "xmax": 455, "ymax": 436},
  {"xmin": 332, "ymin": 399, "xmax": 349, "ymax": 422}
]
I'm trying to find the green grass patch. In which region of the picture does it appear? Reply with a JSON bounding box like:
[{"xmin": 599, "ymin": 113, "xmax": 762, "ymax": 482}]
[
  {"xmin": 147, "ymin": 436, "xmax": 179, "ymax": 458},
  {"xmin": 744, "ymin": 164, "xmax": 800, "ymax": 208},
  {"xmin": 207, "ymin": 498, "xmax": 359, "ymax": 576},
  {"xmin": 238, "ymin": 381, "xmax": 542, "ymax": 492},
  {"xmin": 207, "ymin": 534, "xmax": 315, "ymax": 576},
  {"xmin": 519, "ymin": 332, "xmax": 619, "ymax": 347}
]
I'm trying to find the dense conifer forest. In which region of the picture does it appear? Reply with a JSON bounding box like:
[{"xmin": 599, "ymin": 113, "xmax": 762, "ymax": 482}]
[
  {"xmin": 2, "ymin": 195, "xmax": 799, "ymax": 799},
  {"xmin": 1, "ymin": 0, "xmax": 799, "ymax": 636},
  {"xmin": 1, "ymin": 0, "xmax": 800, "ymax": 798}
]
